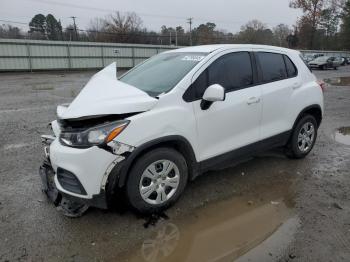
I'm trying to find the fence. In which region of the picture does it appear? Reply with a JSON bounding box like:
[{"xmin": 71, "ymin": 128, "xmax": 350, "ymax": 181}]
[
  {"xmin": 0, "ymin": 39, "xmax": 349, "ymax": 72},
  {"xmin": 0, "ymin": 39, "xmax": 178, "ymax": 71},
  {"xmin": 300, "ymin": 50, "xmax": 350, "ymax": 57}
]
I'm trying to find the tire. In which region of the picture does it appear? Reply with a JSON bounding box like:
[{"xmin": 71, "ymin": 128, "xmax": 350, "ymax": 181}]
[
  {"xmin": 126, "ymin": 147, "xmax": 188, "ymax": 214},
  {"xmin": 322, "ymin": 65, "xmax": 326, "ymax": 70},
  {"xmin": 285, "ymin": 115, "xmax": 318, "ymax": 159},
  {"xmin": 334, "ymin": 66, "xmax": 338, "ymax": 70}
]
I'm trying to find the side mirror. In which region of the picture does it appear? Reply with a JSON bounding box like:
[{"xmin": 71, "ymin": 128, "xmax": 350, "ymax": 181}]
[{"xmin": 201, "ymin": 84, "xmax": 225, "ymax": 110}]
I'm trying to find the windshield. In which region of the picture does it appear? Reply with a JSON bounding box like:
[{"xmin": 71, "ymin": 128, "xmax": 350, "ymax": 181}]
[
  {"xmin": 313, "ymin": 56, "xmax": 329, "ymax": 62},
  {"xmin": 119, "ymin": 52, "xmax": 208, "ymax": 97}
]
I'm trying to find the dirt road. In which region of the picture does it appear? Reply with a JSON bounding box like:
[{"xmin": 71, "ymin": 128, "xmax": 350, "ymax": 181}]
[{"xmin": 0, "ymin": 67, "xmax": 349, "ymax": 262}]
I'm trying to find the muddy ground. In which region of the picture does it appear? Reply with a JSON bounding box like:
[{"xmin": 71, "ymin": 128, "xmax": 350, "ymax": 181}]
[{"xmin": 0, "ymin": 66, "xmax": 349, "ymax": 262}]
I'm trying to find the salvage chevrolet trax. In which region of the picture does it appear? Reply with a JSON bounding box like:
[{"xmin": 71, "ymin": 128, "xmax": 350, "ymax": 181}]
[{"xmin": 40, "ymin": 45, "xmax": 324, "ymax": 217}]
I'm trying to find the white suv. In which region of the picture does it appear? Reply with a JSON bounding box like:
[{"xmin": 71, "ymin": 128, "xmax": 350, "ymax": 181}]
[{"xmin": 40, "ymin": 45, "xmax": 324, "ymax": 216}]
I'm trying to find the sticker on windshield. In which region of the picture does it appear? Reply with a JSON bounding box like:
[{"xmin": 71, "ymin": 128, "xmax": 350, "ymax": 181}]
[{"xmin": 181, "ymin": 55, "xmax": 205, "ymax": 62}]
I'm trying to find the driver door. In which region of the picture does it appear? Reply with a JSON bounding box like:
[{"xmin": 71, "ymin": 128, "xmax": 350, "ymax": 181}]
[{"xmin": 187, "ymin": 51, "xmax": 262, "ymax": 162}]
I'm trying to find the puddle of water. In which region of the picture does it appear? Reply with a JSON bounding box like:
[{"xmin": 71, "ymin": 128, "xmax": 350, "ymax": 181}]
[
  {"xmin": 324, "ymin": 77, "xmax": 350, "ymax": 86},
  {"xmin": 334, "ymin": 127, "xmax": 350, "ymax": 146},
  {"xmin": 236, "ymin": 216, "xmax": 300, "ymax": 262},
  {"xmin": 120, "ymin": 181, "xmax": 296, "ymax": 262}
]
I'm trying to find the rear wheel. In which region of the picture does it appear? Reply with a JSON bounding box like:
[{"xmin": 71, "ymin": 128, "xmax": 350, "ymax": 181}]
[
  {"xmin": 285, "ymin": 115, "xmax": 318, "ymax": 159},
  {"xmin": 126, "ymin": 148, "xmax": 188, "ymax": 214}
]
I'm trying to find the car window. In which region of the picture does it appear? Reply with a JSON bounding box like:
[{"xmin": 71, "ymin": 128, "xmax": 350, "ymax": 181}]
[
  {"xmin": 284, "ymin": 55, "xmax": 297, "ymax": 77},
  {"xmin": 207, "ymin": 52, "xmax": 253, "ymax": 92},
  {"xmin": 257, "ymin": 52, "xmax": 287, "ymax": 82},
  {"xmin": 186, "ymin": 52, "xmax": 253, "ymax": 101},
  {"xmin": 119, "ymin": 52, "xmax": 208, "ymax": 97},
  {"xmin": 299, "ymin": 54, "xmax": 312, "ymax": 72}
]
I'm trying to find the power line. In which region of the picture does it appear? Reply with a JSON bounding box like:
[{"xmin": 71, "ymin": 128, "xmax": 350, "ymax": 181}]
[
  {"xmin": 25, "ymin": 0, "xmax": 189, "ymax": 21},
  {"xmin": 23, "ymin": 0, "xmax": 292, "ymax": 27},
  {"xmin": 0, "ymin": 18, "xmax": 235, "ymax": 42},
  {"xmin": 0, "ymin": 21, "xmax": 237, "ymax": 45},
  {"xmin": 0, "ymin": 19, "xmax": 27, "ymax": 25}
]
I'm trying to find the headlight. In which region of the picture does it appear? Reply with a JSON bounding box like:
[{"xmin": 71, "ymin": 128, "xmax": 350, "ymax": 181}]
[{"xmin": 59, "ymin": 120, "xmax": 129, "ymax": 148}]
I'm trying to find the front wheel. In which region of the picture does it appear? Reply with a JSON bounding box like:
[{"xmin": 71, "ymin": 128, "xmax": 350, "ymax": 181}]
[
  {"xmin": 126, "ymin": 148, "xmax": 188, "ymax": 214},
  {"xmin": 285, "ymin": 115, "xmax": 318, "ymax": 159}
]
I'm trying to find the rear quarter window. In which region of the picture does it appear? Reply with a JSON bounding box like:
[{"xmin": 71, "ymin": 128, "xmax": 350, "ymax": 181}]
[
  {"xmin": 284, "ymin": 55, "xmax": 298, "ymax": 78},
  {"xmin": 299, "ymin": 54, "xmax": 312, "ymax": 72}
]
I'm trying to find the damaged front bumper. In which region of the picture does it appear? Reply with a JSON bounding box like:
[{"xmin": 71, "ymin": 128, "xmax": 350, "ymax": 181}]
[{"xmin": 39, "ymin": 133, "xmax": 135, "ymax": 215}]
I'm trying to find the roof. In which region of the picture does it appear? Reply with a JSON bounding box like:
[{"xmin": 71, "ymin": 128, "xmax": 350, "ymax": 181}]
[{"xmin": 167, "ymin": 44, "xmax": 299, "ymax": 54}]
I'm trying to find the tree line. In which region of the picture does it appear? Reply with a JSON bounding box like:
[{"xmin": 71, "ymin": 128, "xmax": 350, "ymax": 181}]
[{"xmin": 0, "ymin": 0, "xmax": 349, "ymax": 50}]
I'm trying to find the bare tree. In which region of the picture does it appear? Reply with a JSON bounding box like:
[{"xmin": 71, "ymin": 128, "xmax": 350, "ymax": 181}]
[
  {"xmin": 235, "ymin": 20, "xmax": 274, "ymax": 44},
  {"xmin": 104, "ymin": 11, "xmax": 143, "ymax": 42},
  {"xmin": 273, "ymin": 24, "xmax": 292, "ymax": 47},
  {"xmin": 241, "ymin": 20, "xmax": 267, "ymax": 31},
  {"xmin": 87, "ymin": 18, "xmax": 107, "ymax": 42},
  {"xmin": 340, "ymin": 0, "xmax": 350, "ymax": 49},
  {"xmin": 290, "ymin": 0, "xmax": 342, "ymax": 48},
  {"xmin": 0, "ymin": 24, "xmax": 24, "ymax": 39}
]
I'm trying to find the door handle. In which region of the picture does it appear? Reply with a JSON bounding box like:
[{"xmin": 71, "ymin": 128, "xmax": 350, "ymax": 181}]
[{"xmin": 247, "ymin": 97, "xmax": 260, "ymax": 105}]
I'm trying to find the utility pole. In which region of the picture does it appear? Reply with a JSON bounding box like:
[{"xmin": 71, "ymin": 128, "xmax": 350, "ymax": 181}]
[
  {"xmin": 70, "ymin": 16, "xmax": 78, "ymax": 41},
  {"xmin": 187, "ymin": 18, "xmax": 193, "ymax": 46},
  {"xmin": 175, "ymin": 29, "xmax": 178, "ymax": 46}
]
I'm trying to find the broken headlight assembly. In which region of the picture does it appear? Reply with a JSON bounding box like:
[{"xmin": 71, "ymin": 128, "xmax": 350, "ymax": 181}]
[{"xmin": 59, "ymin": 120, "xmax": 129, "ymax": 148}]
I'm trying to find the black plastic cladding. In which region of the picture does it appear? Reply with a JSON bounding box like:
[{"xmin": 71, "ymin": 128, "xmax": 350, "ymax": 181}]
[{"xmin": 57, "ymin": 167, "xmax": 87, "ymax": 195}]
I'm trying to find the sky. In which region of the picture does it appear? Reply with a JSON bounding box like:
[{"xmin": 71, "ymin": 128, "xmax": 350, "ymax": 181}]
[{"xmin": 0, "ymin": 0, "xmax": 303, "ymax": 33}]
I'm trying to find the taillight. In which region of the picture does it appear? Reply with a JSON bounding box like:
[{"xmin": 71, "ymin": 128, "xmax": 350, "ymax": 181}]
[{"xmin": 317, "ymin": 80, "xmax": 326, "ymax": 92}]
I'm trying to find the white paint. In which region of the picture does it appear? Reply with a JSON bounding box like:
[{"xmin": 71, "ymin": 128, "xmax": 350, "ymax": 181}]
[
  {"xmin": 202, "ymin": 84, "xmax": 225, "ymax": 102},
  {"xmin": 45, "ymin": 45, "xmax": 324, "ymax": 200},
  {"xmin": 59, "ymin": 62, "xmax": 158, "ymax": 120}
]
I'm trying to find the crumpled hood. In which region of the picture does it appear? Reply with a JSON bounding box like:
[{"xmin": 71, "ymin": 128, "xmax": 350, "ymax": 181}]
[{"xmin": 58, "ymin": 63, "xmax": 158, "ymax": 120}]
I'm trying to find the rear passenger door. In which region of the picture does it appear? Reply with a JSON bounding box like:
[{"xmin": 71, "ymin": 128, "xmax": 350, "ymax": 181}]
[
  {"xmin": 255, "ymin": 51, "xmax": 299, "ymax": 140},
  {"xmin": 185, "ymin": 51, "xmax": 262, "ymax": 162}
]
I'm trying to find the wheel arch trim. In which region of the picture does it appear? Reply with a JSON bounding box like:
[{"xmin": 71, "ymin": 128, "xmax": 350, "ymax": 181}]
[
  {"xmin": 107, "ymin": 135, "xmax": 199, "ymax": 191},
  {"xmin": 290, "ymin": 104, "xmax": 322, "ymax": 139}
]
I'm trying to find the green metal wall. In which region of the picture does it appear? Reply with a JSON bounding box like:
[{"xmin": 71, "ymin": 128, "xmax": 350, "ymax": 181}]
[
  {"xmin": 1, "ymin": 39, "xmax": 349, "ymax": 72},
  {"xmin": 0, "ymin": 39, "xmax": 177, "ymax": 71}
]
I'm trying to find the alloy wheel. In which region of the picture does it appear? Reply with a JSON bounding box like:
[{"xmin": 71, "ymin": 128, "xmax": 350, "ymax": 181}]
[
  {"xmin": 139, "ymin": 160, "xmax": 180, "ymax": 205},
  {"xmin": 297, "ymin": 122, "xmax": 315, "ymax": 153}
]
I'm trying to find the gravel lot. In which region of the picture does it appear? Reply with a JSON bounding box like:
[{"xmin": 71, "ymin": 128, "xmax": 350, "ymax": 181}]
[{"xmin": 0, "ymin": 66, "xmax": 349, "ymax": 262}]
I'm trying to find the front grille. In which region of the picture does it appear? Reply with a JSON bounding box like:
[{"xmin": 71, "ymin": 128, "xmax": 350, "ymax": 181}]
[{"xmin": 57, "ymin": 168, "xmax": 87, "ymax": 195}]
